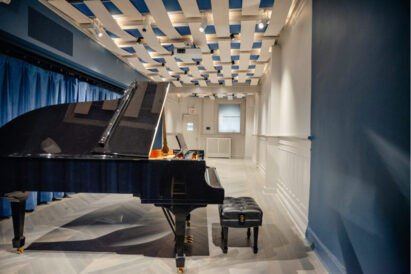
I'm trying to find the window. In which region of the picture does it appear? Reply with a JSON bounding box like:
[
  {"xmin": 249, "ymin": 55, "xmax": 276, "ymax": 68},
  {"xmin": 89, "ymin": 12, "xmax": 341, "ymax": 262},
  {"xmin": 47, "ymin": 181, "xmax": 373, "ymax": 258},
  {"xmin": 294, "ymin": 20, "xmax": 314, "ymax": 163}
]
[{"xmin": 218, "ymin": 104, "xmax": 241, "ymax": 133}]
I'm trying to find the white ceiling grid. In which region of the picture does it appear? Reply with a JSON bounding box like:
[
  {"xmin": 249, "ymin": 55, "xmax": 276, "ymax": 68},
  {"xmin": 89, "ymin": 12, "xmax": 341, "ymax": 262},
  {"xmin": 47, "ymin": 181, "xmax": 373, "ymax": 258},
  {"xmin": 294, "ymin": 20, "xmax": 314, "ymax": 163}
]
[
  {"xmin": 85, "ymin": 0, "xmax": 135, "ymax": 40},
  {"xmin": 211, "ymin": 0, "xmax": 230, "ymax": 37},
  {"xmin": 265, "ymin": 0, "xmax": 292, "ymax": 36},
  {"xmin": 44, "ymin": 0, "xmax": 293, "ymax": 87},
  {"xmin": 132, "ymin": 44, "xmax": 156, "ymax": 63},
  {"xmin": 145, "ymin": 0, "xmax": 182, "ymax": 39},
  {"xmin": 111, "ymin": 0, "xmax": 143, "ymax": 20},
  {"xmin": 49, "ymin": 0, "xmax": 91, "ymax": 23}
]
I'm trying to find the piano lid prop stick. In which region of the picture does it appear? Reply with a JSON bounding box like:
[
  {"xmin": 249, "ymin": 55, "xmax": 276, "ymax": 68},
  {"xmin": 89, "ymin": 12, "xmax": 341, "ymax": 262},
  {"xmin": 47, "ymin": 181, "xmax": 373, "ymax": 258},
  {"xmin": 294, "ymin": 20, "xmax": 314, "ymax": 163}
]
[{"xmin": 161, "ymin": 109, "xmax": 169, "ymax": 155}]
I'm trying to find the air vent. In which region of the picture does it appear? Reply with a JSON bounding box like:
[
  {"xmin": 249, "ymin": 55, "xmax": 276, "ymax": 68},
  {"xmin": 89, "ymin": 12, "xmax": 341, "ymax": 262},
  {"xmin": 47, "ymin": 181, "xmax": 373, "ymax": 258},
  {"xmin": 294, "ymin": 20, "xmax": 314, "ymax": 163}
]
[{"xmin": 28, "ymin": 7, "xmax": 73, "ymax": 56}]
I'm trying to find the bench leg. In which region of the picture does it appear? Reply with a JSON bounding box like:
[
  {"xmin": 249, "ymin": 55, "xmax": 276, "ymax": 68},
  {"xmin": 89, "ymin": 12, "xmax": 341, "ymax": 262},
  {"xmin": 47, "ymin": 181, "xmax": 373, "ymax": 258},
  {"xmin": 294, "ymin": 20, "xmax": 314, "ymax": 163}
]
[
  {"xmin": 247, "ymin": 227, "xmax": 251, "ymax": 239},
  {"xmin": 253, "ymin": 226, "xmax": 259, "ymax": 254},
  {"xmin": 222, "ymin": 226, "xmax": 228, "ymax": 253}
]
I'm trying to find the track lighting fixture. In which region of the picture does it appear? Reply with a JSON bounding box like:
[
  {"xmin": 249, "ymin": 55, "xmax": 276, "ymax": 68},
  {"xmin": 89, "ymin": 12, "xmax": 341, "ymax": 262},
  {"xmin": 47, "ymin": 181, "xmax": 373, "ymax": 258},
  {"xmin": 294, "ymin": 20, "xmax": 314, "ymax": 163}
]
[
  {"xmin": 199, "ymin": 16, "xmax": 207, "ymax": 33},
  {"xmin": 258, "ymin": 18, "xmax": 269, "ymax": 29},
  {"xmin": 92, "ymin": 19, "xmax": 104, "ymax": 38},
  {"xmin": 258, "ymin": 10, "xmax": 270, "ymax": 30}
]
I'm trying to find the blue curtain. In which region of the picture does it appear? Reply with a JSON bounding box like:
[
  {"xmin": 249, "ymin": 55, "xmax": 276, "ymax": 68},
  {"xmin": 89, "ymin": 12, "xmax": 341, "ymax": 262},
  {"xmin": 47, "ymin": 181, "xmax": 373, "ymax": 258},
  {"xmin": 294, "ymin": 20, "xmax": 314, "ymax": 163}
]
[{"xmin": 0, "ymin": 53, "xmax": 122, "ymax": 217}]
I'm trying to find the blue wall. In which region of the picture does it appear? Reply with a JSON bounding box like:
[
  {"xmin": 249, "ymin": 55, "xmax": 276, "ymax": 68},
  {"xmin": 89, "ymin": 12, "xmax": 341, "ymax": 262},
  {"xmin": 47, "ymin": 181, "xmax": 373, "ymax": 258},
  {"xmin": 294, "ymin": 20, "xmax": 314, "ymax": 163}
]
[
  {"xmin": 0, "ymin": 0, "xmax": 146, "ymax": 89},
  {"xmin": 308, "ymin": 0, "xmax": 410, "ymax": 273}
]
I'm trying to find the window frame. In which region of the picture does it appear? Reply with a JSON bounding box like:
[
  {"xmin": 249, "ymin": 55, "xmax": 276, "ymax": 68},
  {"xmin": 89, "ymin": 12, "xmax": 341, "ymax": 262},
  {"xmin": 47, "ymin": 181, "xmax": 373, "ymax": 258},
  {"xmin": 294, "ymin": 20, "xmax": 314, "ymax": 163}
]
[{"xmin": 216, "ymin": 100, "xmax": 244, "ymax": 135}]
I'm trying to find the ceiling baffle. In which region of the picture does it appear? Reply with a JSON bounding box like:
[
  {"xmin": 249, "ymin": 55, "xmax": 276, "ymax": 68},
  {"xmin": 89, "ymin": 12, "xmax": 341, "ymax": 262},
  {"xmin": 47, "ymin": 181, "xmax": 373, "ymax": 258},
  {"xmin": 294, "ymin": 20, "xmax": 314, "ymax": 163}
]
[{"xmin": 45, "ymin": 0, "xmax": 293, "ymax": 87}]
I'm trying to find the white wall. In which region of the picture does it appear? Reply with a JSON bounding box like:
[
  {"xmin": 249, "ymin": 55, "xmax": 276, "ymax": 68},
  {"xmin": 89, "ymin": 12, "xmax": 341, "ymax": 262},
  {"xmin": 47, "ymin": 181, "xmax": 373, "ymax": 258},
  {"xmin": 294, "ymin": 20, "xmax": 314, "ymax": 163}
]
[
  {"xmin": 249, "ymin": 0, "xmax": 312, "ymax": 236},
  {"xmin": 164, "ymin": 95, "xmax": 250, "ymax": 158}
]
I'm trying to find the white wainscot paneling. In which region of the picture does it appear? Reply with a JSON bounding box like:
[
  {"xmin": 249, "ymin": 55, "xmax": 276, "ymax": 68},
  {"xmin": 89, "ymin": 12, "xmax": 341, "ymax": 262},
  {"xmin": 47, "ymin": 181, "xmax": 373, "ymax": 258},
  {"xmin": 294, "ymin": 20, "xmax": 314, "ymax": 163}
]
[
  {"xmin": 256, "ymin": 136, "xmax": 266, "ymax": 174},
  {"xmin": 263, "ymin": 137, "xmax": 311, "ymax": 237}
]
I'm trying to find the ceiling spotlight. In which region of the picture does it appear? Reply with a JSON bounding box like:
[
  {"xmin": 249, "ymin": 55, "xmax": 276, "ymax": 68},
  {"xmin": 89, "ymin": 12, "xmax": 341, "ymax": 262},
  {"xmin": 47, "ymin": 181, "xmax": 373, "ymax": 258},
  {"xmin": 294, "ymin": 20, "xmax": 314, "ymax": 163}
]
[
  {"xmin": 199, "ymin": 16, "xmax": 208, "ymax": 33},
  {"xmin": 93, "ymin": 19, "xmax": 104, "ymax": 38},
  {"xmin": 258, "ymin": 11, "xmax": 270, "ymax": 30}
]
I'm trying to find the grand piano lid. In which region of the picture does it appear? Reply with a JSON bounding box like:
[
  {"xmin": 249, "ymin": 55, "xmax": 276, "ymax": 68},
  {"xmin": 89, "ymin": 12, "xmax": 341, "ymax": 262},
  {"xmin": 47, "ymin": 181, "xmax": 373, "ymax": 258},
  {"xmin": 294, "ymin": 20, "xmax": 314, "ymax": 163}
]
[{"xmin": 0, "ymin": 81, "xmax": 169, "ymax": 158}]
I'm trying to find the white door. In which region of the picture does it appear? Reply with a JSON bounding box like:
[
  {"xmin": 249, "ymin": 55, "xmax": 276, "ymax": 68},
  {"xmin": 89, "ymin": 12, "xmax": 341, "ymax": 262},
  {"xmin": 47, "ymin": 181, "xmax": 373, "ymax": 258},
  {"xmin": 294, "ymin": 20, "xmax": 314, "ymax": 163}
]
[{"xmin": 182, "ymin": 114, "xmax": 199, "ymax": 149}]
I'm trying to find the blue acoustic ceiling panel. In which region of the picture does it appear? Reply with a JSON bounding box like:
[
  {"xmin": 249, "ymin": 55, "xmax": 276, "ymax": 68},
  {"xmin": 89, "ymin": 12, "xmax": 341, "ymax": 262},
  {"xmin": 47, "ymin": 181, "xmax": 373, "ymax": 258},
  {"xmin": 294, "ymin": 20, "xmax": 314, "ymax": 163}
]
[
  {"xmin": 229, "ymin": 0, "xmax": 242, "ymax": 9},
  {"xmin": 231, "ymin": 42, "xmax": 241, "ymax": 49},
  {"xmin": 153, "ymin": 57, "xmax": 166, "ymax": 63},
  {"xmin": 208, "ymin": 43, "xmax": 218, "ymax": 50},
  {"xmin": 103, "ymin": 1, "xmax": 122, "ymax": 14},
  {"xmin": 152, "ymin": 27, "xmax": 166, "ymax": 36},
  {"xmin": 196, "ymin": 0, "xmax": 212, "ymax": 11},
  {"xmin": 121, "ymin": 47, "xmax": 135, "ymax": 53},
  {"xmin": 130, "ymin": 0, "xmax": 149, "ymax": 13},
  {"xmin": 163, "ymin": 44, "xmax": 174, "ymax": 52},
  {"xmin": 125, "ymin": 29, "xmax": 142, "ymax": 37},
  {"xmin": 144, "ymin": 45, "xmax": 156, "ymax": 52},
  {"xmin": 163, "ymin": 0, "xmax": 182, "ymax": 11},
  {"xmin": 175, "ymin": 26, "xmax": 191, "ymax": 35},
  {"xmin": 252, "ymin": 42, "xmax": 262, "ymax": 48},
  {"xmin": 72, "ymin": 3, "xmax": 94, "ymax": 17},
  {"xmin": 106, "ymin": 30, "xmax": 119, "ymax": 38},
  {"xmin": 260, "ymin": 0, "xmax": 274, "ymax": 8},
  {"xmin": 205, "ymin": 25, "xmax": 216, "ymax": 34},
  {"xmin": 250, "ymin": 54, "xmax": 259, "ymax": 60},
  {"xmin": 230, "ymin": 24, "xmax": 241, "ymax": 34}
]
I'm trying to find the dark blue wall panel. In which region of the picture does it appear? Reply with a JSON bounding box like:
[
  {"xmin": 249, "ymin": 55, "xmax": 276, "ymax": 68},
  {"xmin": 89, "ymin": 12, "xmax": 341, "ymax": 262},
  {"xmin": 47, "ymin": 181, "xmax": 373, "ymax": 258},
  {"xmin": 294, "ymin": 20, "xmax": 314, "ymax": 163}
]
[{"xmin": 309, "ymin": 0, "xmax": 409, "ymax": 273}]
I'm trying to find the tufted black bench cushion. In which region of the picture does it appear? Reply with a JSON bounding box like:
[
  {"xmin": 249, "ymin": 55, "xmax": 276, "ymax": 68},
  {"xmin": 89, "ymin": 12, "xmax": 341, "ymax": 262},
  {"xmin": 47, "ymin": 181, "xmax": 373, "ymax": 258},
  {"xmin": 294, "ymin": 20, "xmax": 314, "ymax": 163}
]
[{"xmin": 219, "ymin": 197, "xmax": 263, "ymax": 253}]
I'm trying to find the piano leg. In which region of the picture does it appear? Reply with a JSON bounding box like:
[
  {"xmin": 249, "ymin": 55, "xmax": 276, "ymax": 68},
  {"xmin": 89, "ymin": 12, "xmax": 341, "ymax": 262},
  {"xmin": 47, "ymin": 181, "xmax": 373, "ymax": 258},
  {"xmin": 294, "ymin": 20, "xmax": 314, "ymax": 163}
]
[
  {"xmin": 5, "ymin": 191, "xmax": 29, "ymax": 254},
  {"xmin": 175, "ymin": 212, "xmax": 186, "ymax": 273},
  {"xmin": 185, "ymin": 214, "xmax": 191, "ymax": 227}
]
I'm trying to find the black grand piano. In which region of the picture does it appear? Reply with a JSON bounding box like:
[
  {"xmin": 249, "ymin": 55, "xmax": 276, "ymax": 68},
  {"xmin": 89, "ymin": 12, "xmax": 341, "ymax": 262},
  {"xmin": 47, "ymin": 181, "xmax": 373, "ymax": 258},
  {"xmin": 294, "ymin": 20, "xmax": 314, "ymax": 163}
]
[{"xmin": 0, "ymin": 81, "xmax": 224, "ymax": 272}]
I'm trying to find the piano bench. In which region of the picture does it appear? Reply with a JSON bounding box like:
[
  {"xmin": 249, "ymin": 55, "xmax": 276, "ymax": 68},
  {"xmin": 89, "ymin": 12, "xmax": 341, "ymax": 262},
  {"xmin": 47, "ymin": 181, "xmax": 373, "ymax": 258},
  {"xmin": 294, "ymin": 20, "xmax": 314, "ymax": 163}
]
[{"xmin": 219, "ymin": 197, "xmax": 263, "ymax": 254}]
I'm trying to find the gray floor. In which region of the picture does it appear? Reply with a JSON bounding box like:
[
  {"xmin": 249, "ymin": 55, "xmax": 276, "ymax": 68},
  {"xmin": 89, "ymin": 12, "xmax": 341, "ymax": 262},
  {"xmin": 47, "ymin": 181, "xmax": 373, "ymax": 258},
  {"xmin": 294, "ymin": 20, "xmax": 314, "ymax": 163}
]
[{"xmin": 0, "ymin": 159, "xmax": 327, "ymax": 274}]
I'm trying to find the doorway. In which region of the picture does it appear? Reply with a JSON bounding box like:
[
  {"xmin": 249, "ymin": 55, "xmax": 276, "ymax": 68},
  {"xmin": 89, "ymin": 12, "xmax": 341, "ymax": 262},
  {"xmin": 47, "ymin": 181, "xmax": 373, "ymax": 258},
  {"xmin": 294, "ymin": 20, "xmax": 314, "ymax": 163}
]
[{"xmin": 182, "ymin": 114, "xmax": 199, "ymax": 149}]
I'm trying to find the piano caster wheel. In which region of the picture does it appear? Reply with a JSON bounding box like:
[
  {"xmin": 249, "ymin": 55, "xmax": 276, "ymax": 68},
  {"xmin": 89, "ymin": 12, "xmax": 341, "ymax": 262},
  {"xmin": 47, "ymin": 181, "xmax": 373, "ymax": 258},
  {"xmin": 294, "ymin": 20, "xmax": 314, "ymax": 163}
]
[
  {"xmin": 184, "ymin": 235, "xmax": 193, "ymax": 244},
  {"xmin": 17, "ymin": 247, "xmax": 24, "ymax": 254},
  {"xmin": 177, "ymin": 267, "xmax": 184, "ymax": 273}
]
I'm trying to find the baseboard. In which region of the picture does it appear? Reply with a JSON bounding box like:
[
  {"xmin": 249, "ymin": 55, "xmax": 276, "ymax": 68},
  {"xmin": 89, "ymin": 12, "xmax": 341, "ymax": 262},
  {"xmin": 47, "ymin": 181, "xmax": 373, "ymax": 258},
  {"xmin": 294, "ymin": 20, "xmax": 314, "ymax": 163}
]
[{"xmin": 306, "ymin": 227, "xmax": 346, "ymax": 274}]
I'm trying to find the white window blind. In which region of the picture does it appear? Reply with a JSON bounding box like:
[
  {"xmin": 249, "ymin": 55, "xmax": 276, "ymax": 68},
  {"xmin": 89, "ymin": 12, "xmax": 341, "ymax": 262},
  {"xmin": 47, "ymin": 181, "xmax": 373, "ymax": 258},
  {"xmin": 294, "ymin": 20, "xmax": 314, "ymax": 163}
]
[{"xmin": 218, "ymin": 104, "xmax": 241, "ymax": 133}]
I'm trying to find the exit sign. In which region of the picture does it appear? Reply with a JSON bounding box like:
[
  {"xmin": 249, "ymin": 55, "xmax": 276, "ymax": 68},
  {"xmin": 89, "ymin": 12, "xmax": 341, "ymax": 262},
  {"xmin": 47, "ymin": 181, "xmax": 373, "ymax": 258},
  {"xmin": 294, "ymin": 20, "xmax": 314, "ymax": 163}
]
[{"xmin": 188, "ymin": 108, "xmax": 196, "ymax": 114}]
